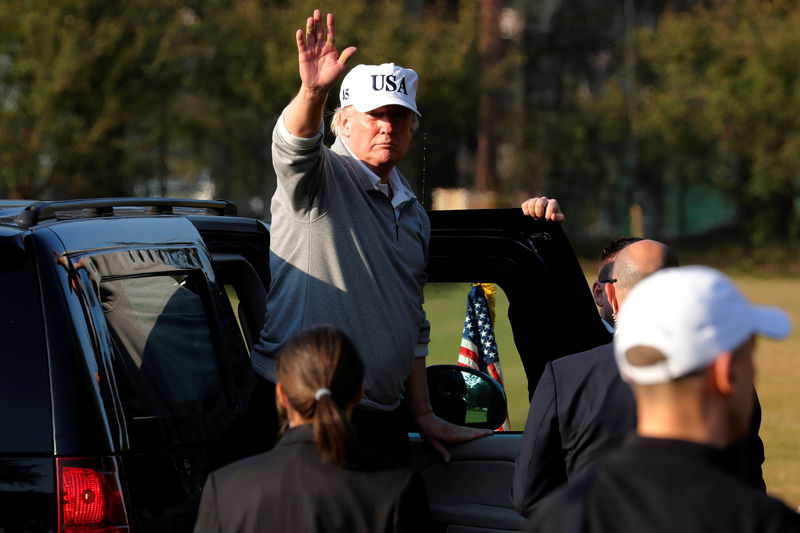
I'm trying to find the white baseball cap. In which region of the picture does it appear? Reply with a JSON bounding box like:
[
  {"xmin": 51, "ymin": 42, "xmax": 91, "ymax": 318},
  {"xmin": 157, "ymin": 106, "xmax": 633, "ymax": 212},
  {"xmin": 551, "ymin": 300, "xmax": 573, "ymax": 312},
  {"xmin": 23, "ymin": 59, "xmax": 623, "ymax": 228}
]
[
  {"xmin": 339, "ymin": 63, "xmax": 420, "ymax": 116},
  {"xmin": 614, "ymin": 265, "xmax": 792, "ymax": 385}
]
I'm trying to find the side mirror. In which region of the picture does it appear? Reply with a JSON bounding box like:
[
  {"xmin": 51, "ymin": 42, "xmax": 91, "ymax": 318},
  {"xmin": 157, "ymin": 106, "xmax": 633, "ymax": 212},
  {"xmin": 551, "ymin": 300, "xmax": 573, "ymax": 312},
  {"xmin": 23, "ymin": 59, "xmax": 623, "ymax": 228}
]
[{"xmin": 426, "ymin": 364, "xmax": 507, "ymax": 430}]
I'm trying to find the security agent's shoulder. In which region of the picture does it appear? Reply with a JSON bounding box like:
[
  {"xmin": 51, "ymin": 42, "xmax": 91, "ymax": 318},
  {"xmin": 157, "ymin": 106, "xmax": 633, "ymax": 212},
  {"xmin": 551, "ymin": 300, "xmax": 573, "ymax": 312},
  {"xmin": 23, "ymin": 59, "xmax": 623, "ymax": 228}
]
[
  {"xmin": 203, "ymin": 448, "xmax": 282, "ymax": 495},
  {"xmin": 549, "ymin": 342, "xmax": 615, "ymax": 379},
  {"xmin": 540, "ymin": 440, "xmax": 800, "ymax": 533},
  {"xmin": 340, "ymin": 448, "xmax": 426, "ymax": 503},
  {"xmin": 752, "ymin": 494, "xmax": 800, "ymax": 531},
  {"xmin": 204, "ymin": 426, "xmax": 314, "ymax": 486}
]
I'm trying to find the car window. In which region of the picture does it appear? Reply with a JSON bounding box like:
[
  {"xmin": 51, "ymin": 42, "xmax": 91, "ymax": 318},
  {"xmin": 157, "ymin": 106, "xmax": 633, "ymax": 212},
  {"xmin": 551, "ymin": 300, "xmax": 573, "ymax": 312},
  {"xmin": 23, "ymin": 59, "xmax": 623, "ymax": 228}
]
[
  {"xmin": 425, "ymin": 282, "xmax": 527, "ymax": 430},
  {"xmin": 101, "ymin": 273, "xmax": 230, "ymax": 418},
  {"xmin": 0, "ymin": 255, "xmax": 53, "ymax": 452},
  {"xmin": 210, "ymin": 255, "xmax": 267, "ymax": 354}
]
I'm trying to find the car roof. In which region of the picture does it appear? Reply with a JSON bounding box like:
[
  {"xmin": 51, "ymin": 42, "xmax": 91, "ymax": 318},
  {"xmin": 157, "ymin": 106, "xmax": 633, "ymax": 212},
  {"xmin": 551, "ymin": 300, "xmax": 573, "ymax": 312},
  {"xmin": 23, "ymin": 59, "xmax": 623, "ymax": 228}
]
[{"xmin": 0, "ymin": 198, "xmax": 238, "ymax": 229}]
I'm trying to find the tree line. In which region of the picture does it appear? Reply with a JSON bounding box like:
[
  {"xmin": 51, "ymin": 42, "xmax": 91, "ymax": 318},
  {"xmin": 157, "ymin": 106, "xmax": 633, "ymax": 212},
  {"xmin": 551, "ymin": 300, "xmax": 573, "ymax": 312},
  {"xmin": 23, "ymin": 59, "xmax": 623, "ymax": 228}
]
[{"xmin": 2, "ymin": 0, "xmax": 799, "ymax": 249}]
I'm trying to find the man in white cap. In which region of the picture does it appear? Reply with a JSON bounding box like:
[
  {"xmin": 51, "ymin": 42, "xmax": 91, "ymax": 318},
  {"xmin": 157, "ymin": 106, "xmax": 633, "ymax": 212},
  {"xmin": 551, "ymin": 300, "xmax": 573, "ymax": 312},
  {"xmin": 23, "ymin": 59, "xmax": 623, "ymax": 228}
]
[
  {"xmin": 251, "ymin": 9, "xmax": 563, "ymax": 462},
  {"xmin": 529, "ymin": 266, "xmax": 800, "ymax": 533}
]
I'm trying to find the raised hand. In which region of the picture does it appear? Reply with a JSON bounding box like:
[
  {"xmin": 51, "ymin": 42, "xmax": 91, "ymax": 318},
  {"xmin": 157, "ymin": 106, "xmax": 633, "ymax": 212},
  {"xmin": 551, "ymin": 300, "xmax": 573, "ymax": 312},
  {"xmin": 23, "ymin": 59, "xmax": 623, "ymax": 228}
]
[{"xmin": 296, "ymin": 10, "xmax": 357, "ymax": 93}]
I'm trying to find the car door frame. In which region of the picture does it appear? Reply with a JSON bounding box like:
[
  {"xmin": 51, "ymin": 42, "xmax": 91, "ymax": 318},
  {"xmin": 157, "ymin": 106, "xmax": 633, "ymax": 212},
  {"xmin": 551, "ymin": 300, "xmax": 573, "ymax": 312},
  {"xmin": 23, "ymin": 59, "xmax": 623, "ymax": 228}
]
[{"xmin": 412, "ymin": 208, "xmax": 610, "ymax": 532}]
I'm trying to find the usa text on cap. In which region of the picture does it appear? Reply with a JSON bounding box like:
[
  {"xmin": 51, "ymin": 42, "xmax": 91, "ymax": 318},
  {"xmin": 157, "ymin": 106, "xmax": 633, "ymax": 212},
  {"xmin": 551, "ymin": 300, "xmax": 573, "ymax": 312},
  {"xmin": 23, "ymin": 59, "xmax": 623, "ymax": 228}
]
[{"xmin": 339, "ymin": 63, "xmax": 420, "ymax": 116}]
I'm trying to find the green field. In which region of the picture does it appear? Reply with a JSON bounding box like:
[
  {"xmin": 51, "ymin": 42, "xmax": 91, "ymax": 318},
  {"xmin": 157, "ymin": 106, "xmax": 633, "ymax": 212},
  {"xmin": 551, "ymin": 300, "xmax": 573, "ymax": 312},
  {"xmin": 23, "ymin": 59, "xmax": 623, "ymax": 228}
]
[
  {"xmin": 424, "ymin": 275, "xmax": 800, "ymax": 508},
  {"xmin": 735, "ymin": 276, "xmax": 800, "ymax": 507}
]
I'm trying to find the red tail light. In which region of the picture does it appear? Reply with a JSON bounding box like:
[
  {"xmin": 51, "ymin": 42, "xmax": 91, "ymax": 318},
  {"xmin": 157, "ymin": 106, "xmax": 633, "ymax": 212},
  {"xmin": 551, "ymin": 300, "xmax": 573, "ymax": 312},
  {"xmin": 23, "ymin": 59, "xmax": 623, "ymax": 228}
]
[{"xmin": 57, "ymin": 457, "xmax": 130, "ymax": 533}]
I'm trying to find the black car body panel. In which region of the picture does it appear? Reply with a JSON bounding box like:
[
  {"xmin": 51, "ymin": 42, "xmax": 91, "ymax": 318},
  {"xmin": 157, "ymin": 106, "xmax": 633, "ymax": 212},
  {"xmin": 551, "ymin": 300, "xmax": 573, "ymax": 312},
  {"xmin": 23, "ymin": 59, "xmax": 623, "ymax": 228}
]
[
  {"xmin": 0, "ymin": 199, "xmax": 605, "ymax": 532},
  {"xmin": 1, "ymin": 200, "xmax": 270, "ymax": 532}
]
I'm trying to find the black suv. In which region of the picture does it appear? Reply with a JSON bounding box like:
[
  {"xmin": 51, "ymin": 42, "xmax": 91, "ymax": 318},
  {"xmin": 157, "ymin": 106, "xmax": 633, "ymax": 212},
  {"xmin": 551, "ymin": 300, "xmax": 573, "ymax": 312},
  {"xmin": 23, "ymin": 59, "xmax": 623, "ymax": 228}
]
[{"xmin": 0, "ymin": 198, "xmax": 608, "ymax": 533}]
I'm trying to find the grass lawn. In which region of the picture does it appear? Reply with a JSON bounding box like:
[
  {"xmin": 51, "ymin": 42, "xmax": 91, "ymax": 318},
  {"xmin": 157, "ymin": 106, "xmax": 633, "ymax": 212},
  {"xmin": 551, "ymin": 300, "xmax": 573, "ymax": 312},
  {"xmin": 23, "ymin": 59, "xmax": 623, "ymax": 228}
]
[
  {"xmin": 424, "ymin": 274, "xmax": 800, "ymax": 507},
  {"xmin": 735, "ymin": 276, "xmax": 800, "ymax": 506}
]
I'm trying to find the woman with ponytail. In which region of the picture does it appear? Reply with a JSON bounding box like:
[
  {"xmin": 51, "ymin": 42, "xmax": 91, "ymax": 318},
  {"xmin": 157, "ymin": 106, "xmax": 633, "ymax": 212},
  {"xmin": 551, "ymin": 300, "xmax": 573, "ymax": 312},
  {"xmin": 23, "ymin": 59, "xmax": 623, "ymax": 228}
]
[{"xmin": 194, "ymin": 325, "xmax": 432, "ymax": 533}]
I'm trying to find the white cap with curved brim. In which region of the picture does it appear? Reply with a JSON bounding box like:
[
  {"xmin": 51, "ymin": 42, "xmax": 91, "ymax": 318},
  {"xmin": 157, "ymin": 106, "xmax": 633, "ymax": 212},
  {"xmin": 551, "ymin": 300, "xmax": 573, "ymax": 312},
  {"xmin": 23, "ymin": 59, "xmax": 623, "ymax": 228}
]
[
  {"xmin": 339, "ymin": 63, "xmax": 420, "ymax": 116},
  {"xmin": 614, "ymin": 265, "xmax": 792, "ymax": 385}
]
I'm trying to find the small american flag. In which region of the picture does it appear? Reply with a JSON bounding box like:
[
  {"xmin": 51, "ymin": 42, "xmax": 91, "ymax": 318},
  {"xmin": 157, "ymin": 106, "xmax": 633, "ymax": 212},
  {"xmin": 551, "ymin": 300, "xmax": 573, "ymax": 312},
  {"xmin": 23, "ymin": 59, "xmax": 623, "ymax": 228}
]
[{"xmin": 458, "ymin": 283, "xmax": 510, "ymax": 431}]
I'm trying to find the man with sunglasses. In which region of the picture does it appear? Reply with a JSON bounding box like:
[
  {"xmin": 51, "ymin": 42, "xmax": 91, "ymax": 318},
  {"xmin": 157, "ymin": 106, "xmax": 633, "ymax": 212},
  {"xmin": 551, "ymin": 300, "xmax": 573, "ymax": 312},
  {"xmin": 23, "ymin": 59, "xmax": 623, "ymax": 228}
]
[
  {"xmin": 512, "ymin": 239, "xmax": 678, "ymax": 517},
  {"xmin": 592, "ymin": 237, "xmax": 643, "ymax": 333}
]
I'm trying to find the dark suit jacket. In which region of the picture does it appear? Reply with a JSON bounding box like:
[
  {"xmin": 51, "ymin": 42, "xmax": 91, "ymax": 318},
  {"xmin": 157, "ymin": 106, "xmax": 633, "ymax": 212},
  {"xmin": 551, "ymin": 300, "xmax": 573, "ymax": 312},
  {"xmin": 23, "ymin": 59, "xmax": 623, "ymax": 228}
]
[
  {"xmin": 194, "ymin": 424, "xmax": 431, "ymax": 533},
  {"xmin": 511, "ymin": 342, "xmax": 766, "ymax": 519},
  {"xmin": 511, "ymin": 342, "xmax": 636, "ymax": 518}
]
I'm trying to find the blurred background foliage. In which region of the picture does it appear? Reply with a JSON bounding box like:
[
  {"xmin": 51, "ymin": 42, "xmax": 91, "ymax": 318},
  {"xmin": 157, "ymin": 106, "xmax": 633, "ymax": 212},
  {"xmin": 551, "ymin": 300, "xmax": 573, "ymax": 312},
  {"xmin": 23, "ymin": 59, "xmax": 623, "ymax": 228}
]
[{"xmin": 2, "ymin": 0, "xmax": 800, "ymax": 256}]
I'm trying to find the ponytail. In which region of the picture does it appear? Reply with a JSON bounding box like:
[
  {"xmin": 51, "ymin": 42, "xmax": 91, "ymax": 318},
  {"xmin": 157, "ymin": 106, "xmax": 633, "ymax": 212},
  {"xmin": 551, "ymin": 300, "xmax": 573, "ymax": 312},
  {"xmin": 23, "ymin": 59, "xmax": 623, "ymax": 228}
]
[
  {"xmin": 275, "ymin": 326, "xmax": 364, "ymax": 466},
  {"xmin": 313, "ymin": 387, "xmax": 355, "ymax": 465}
]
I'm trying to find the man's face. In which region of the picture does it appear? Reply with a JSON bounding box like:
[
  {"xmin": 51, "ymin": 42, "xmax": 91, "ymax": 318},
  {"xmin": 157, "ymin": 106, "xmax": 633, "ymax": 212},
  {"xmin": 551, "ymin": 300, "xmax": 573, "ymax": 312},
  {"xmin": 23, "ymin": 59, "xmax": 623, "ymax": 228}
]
[
  {"xmin": 341, "ymin": 105, "xmax": 415, "ymax": 177},
  {"xmin": 594, "ymin": 259, "xmax": 615, "ymax": 324}
]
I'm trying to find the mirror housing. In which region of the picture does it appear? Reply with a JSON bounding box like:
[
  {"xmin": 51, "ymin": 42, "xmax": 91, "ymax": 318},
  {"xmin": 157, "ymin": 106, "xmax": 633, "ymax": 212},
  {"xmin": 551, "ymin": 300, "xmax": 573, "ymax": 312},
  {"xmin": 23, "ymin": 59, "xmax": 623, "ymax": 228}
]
[{"xmin": 426, "ymin": 364, "xmax": 507, "ymax": 430}]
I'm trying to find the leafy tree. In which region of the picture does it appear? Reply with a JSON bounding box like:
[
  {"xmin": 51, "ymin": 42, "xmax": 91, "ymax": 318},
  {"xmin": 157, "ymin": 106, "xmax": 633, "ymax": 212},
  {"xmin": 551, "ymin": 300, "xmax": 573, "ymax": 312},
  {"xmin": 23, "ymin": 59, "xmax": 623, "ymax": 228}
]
[
  {"xmin": 0, "ymin": 0, "xmax": 199, "ymax": 198},
  {"xmin": 516, "ymin": 0, "xmax": 657, "ymax": 237},
  {"xmin": 0, "ymin": 0, "xmax": 484, "ymax": 217},
  {"xmin": 599, "ymin": 0, "xmax": 800, "ymax": 246}
]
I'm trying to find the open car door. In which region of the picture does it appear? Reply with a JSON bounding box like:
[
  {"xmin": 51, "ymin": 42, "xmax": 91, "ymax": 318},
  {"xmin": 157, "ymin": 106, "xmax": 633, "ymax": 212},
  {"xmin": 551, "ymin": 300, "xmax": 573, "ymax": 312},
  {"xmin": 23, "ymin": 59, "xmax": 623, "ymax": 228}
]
[{"xmin": 413, "ymin": 208, "xmax": 610, "ymax": 532}]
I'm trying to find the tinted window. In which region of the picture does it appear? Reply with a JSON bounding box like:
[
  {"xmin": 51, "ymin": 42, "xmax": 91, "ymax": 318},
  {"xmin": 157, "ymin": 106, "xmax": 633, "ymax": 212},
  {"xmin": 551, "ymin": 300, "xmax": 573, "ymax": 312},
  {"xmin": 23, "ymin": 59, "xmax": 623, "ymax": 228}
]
[
  {"xmin": 101, "ymin": 273, "xmax": 229, "ymax": 418},
  {"xmin": 212, "ymin": 256, "xmax": 267, "ymax": 353},
  {"xmin": 0, "ymin": 253, "xmax": 52, "ymax": 452}
]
